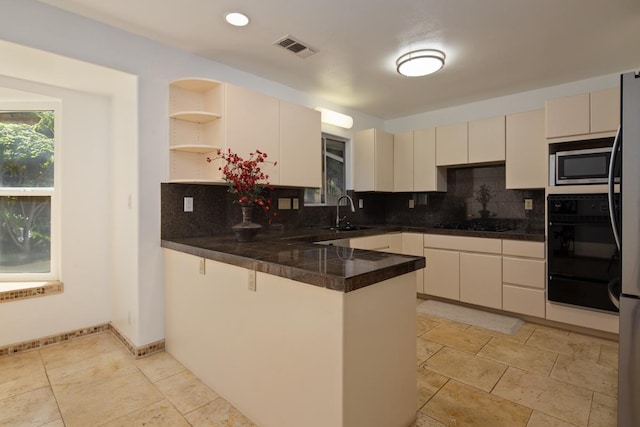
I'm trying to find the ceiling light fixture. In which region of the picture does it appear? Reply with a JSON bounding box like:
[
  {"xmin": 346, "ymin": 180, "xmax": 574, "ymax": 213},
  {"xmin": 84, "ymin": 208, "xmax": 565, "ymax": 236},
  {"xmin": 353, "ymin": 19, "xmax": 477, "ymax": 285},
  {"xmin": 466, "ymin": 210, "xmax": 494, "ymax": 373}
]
[
  {"xmin": 396, "ymin": 49, "xmax": 445, "ymax": 77},
  {"xmin": 314, "ymin": 108, "xmax": 353, "ymax": 129},
  {"xmin": 225, "ymin": 12, "xmax": 250, "ymax": 27}
]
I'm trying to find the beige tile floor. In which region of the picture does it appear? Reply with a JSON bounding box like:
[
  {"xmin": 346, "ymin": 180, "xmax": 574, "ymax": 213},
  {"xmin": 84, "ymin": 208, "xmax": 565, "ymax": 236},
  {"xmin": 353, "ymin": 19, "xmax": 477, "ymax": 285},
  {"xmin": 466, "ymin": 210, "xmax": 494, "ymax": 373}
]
[{"xmin": 0, "ymin": 304, "xmax": 618, "ymax": 426}]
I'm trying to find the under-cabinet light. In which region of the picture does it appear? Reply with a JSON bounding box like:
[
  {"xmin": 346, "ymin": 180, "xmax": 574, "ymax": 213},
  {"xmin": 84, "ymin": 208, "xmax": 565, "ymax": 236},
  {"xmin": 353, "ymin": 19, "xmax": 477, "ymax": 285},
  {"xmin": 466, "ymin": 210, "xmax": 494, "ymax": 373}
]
[{"xmin": 314, "ymin": 108, "xmax": 353, "ymax": 129}]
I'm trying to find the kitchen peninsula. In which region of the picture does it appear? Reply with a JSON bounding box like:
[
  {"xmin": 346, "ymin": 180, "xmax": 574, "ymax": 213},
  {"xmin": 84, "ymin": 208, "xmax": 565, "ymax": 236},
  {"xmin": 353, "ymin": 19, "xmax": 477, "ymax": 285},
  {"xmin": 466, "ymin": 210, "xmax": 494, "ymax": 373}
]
[{"xmin": 162, "ymin": 230, "xmax": 424, "ymax": 427}]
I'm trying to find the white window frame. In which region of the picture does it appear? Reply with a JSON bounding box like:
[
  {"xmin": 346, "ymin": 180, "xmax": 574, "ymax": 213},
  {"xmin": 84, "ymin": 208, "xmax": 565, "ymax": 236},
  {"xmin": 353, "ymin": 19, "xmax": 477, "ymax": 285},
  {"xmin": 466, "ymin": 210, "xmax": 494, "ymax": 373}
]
[
  {"xmin": 0, "ymin": 101, "xmax": 60, "ymax": 282},
  {"xmin": 305, "ymin": 133, "xmax": 349, "ymax": 206}
]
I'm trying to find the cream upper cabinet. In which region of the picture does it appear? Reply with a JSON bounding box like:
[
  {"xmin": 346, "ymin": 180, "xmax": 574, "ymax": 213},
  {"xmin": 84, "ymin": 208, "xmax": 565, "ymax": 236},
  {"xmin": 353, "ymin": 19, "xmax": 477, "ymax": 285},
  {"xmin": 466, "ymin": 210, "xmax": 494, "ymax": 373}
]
[
  {"xmin": 590, "ymin": 87, "xmax": 620, "ymax": 134},
  {"xmin": 436, "ymin": 117, "xmax": 504, "ymax": 167},
  {"xmin": 393, "ymin": 131, "xmax": 414, "ymax": 192},
  {"xmin": 279, "ymin": 100, "xmax": 321, "ymax": 188},
  {"xmin": 414, "ymin": 128, "xmax": 447, "ymax": 192},
  {"xmin": 225, "ymin": 84, "xmax": 280, "ymax": 184},
  {"xmin": 394, "ymin": 128, "xmax": 446, "ymax": 192},
  {"xmin": 436, "ymin": 122, "xmax": 468, "ymax": 166},
  {"xmin": 506, "ymin": 109, "xmax": 546, "ymax": 189},
  {"xmin": 168, "ymin": 78, "xmax": 225, "ymax": 182},
  {"xmin": 460, "ymin": 252, "xmax": 502, "ymax": 310},
  {"xmin": 468, "ymin": 116, "xmax": 505, "ymax": 163},
  {"xmin": 545, "ymin": 88, "xmax": 619, "ymax": 140},
  {"xmin": 354, "ymin": 129, "xmax": 394, "ymax": 192},
  {"xmin": 545, "ymin": 93, "xmax": 590, "ymax": 139}
]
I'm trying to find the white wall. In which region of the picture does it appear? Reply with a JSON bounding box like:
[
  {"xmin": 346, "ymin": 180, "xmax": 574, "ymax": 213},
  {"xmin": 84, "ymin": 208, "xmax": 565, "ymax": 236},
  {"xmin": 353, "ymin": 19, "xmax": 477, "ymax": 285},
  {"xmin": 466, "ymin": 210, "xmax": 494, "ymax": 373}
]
[{"xmin": 0, "ymin": 77, "xmax": 112, "ymax": 346}]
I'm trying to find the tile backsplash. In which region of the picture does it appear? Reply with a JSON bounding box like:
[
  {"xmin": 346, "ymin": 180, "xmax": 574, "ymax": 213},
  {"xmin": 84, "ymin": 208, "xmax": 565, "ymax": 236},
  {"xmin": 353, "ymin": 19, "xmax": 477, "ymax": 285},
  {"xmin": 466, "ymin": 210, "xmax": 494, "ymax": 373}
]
[{"xmin": 161, "ymin": 165, "xmax": 544, "ymax": 239}]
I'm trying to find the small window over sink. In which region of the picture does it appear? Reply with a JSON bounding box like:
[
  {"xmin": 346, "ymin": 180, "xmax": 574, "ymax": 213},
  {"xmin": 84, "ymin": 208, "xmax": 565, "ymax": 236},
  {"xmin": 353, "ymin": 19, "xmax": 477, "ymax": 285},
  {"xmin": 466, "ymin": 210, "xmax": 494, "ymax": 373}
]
[{"xmin": 304, "ymin": 133, "xmax": 347, "ymax": 206}]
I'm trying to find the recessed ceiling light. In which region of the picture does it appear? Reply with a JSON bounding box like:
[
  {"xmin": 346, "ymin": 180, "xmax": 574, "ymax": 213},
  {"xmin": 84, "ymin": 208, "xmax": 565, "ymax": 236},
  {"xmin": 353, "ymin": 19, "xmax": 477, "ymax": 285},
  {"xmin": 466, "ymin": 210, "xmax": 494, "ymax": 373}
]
[
  {"xmin": 225, "ymin": 12, "xmax": 250, "ymax": 27},
  {"xmin": 396, "ymin": 49, "xmax": 446, "ymax": 77}
]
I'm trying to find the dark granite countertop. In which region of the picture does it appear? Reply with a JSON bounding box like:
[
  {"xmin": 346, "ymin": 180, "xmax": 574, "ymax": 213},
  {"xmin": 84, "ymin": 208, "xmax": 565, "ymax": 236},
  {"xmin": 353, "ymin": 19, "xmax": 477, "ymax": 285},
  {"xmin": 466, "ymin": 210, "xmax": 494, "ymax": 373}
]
[
  {"xmin": 162, "ymin": 232, "xmax": 425, "ymax": 293},
  {"xmin": 401, "ymin": 226, "xmax": 546, "ymax": 242},
  {"xmin": 277, "ymin": 224, "xmax": 545, "ymax": 242},
  {"xmin": 161, "ymin": 225, "xmax": 544, "ymax": 293}
]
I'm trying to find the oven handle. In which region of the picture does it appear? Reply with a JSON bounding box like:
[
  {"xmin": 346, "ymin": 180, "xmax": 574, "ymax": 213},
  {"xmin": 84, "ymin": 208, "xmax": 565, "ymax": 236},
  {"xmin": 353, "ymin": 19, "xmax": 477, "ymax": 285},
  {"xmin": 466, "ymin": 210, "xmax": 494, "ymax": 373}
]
[
  {"xmin": 608, "ymin": 125, "xmax": 621, "ymax": 252},
  {"xmin": 607, "ymin": 277, "xmax": 621, "ymax": 309}
]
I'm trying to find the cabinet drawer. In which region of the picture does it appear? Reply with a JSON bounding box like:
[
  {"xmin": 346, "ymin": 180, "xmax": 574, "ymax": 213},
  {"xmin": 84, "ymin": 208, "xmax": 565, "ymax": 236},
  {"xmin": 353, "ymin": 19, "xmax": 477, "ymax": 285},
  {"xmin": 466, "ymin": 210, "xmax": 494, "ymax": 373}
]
[
  {"xmin": 350, "ymin": 235, "xmax": 390, "ymax": 251},
  {"xmin": 424, "ymin": 234, "xmax": 502, "ymax": 254},
  {"xmin": 502, "ymin": 240, "xmax": 544, "ymax": 258},
  {"xmin": 349, "ymin": 233, "xmax": 402, "ymax": 253},
  {"xmin": 503, "ymin": 257, "xmax": 545, "ymax": 289},
  {"xmin": 503, "ymin": 285, "xmax": 545, "ymax": 318}
]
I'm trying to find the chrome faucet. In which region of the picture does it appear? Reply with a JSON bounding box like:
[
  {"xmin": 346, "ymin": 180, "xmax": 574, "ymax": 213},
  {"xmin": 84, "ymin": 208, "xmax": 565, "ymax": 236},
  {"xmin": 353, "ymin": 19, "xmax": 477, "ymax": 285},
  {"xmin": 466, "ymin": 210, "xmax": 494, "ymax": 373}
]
[{"xmin": 335, "ymin": 195, "xmax": 356, "ymax": 228}]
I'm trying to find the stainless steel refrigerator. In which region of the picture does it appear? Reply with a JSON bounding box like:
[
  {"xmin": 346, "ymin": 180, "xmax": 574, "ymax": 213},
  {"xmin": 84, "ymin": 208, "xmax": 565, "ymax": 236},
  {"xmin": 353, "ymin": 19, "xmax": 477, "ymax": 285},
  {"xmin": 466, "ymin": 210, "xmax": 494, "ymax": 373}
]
[{"xmin": 608, "ymin": 71, "xmax": 640, "ymax": 426}]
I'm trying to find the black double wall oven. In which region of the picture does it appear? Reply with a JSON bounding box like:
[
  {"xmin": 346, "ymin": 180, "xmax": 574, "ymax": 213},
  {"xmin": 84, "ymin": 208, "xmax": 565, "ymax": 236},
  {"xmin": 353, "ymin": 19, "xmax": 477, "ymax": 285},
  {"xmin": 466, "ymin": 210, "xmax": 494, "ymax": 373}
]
[{"xmin": 547, "ymin": 193, "xmax": 620, "ymax": 313}]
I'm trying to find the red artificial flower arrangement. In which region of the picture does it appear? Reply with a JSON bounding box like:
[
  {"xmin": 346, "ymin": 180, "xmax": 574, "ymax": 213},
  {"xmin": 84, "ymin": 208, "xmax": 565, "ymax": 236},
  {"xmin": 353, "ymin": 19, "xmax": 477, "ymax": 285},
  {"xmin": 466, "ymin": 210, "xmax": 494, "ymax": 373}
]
[{"xmin": 207, "ymin": 149, "xmax": 277, "ymax": 216}]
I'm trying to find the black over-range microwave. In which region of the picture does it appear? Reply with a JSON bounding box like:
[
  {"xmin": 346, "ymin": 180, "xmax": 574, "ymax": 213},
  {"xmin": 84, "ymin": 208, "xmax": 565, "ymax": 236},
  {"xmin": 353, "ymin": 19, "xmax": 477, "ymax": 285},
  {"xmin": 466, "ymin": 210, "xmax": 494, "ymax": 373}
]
[{"xmin": 550, "ymin": 147, "xmax": 620, "ymax": 185}]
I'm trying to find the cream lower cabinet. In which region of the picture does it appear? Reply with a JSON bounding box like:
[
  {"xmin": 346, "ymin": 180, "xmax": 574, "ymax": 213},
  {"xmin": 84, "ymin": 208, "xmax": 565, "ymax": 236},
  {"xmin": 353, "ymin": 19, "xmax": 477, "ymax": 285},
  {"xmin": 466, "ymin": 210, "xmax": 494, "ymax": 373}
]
[
  {"xmin": 402, "ymin": 233, "xmax": 426, "ymax": 293},
  {"xmin": 502, "ymin": 240, "xmax": 545, "ymax": 318},
  {"xmin": 460, "ymin": 252, "xmax": 502, "ymax": 309},
  {"xmin": 349, "ymin": 233, "xmax": 402, "ymax": 253},
  {"xmin": 424, "ymin": 234, "xmax": 502, "ymax": 307},
  {"xmin": 164, "ymin": 248, "xmax": 417, "ymax": 427},
  {"xmin": 423, "ymin": 248, "xmax": 460, "ymax": 300}
]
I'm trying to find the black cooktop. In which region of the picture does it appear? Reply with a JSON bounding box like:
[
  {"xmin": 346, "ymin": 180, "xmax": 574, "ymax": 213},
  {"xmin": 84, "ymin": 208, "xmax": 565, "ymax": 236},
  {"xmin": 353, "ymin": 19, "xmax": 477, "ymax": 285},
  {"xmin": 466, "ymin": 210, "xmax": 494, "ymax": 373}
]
[{"xmin": 433, "ymin": 221, "xmax": 515, "ymax": 232}]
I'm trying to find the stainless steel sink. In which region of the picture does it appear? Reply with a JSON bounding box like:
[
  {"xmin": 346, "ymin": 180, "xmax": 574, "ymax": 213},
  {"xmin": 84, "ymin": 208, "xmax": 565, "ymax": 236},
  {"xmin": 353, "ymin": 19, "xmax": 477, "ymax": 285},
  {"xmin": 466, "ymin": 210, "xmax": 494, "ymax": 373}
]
[{"xmin": 323, "ymin": 225, "xmax": 373, "ymax": 232}]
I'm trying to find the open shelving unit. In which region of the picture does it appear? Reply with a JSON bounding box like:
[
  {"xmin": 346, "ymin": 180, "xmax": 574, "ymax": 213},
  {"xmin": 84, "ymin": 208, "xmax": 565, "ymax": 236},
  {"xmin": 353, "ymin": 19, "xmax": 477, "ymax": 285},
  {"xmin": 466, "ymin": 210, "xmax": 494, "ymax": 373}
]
[{"xmin": 168, "ymin": 78, "xmax": 225, "ymax": 183}]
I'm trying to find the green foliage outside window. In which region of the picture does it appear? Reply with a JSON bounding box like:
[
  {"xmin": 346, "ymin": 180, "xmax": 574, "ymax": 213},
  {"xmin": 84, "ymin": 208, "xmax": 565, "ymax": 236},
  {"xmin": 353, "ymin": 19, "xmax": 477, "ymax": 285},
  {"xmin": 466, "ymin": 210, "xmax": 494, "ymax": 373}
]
[{"xmin": 0, "ymin": 111, "xmax": 54, "ymax": 269}]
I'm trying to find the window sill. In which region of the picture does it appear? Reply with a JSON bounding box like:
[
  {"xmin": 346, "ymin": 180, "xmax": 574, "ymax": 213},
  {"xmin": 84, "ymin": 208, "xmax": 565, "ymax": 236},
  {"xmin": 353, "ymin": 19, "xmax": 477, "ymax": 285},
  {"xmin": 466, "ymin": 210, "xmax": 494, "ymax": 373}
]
[{"xmin": 0, "ymin": 281, "xmax": 64, "ymax": 303}]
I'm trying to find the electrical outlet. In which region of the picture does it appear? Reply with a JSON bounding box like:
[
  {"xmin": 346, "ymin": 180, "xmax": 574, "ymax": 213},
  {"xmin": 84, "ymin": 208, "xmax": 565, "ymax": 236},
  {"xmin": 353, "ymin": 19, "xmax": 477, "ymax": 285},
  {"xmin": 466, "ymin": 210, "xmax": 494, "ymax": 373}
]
[
  {"xmin": 524, "ymin": 199, "xmax": 533, "ymax": 211},
  {"xmin": 358, "ymin": 199, "xmax": 364, "ymax": 209},
  {"xmin": 278, "ymin": 198, "xmax": 292, "ymax": 210},
  {"xmin": 409, "ymin": 199, "xmax": 415, "ymax": 209},
  {"xmin": 184, "ymin": 197, "xmax": 193, "ymax": 212},
  {"xmin": 248, "ymin": 270, "xmax": 256, "ymax": 292}
]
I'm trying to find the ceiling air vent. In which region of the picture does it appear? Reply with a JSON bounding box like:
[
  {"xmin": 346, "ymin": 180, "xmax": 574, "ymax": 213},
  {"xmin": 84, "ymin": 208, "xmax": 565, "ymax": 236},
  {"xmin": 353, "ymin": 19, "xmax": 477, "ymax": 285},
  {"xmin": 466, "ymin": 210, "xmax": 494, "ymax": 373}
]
[{"xmin": 273, "ymin": 35, "xmax": 318, "ymax": 58}]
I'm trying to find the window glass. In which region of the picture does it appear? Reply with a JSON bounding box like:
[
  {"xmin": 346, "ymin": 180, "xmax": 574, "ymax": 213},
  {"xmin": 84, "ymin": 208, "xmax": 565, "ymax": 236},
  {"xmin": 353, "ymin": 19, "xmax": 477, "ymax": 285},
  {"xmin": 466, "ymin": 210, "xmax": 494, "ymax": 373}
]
[
  {"xmin": 304, "ymin": 134, "xmax": 346, "ymax": 206},
  {"xmin": 0, "ymin": 110, "xmax": 55, "ymax": 278}
]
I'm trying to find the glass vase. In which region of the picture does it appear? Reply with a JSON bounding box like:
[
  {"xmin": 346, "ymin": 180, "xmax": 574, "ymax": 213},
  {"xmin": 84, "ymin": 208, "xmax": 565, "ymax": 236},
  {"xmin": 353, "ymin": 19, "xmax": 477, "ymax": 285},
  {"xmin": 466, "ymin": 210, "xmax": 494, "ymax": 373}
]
[{"xmin": 232, "ymin": 206, "xmax": 262, "ymax": 242}]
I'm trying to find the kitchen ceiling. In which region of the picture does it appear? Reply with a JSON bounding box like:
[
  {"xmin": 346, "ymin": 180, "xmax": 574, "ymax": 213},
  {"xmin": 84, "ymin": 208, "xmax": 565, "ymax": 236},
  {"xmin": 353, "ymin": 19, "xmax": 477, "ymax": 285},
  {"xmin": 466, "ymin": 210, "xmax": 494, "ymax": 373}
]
[{"xmin": 39, "ymin": 0, "xmax": 640, "ymax": 119}]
